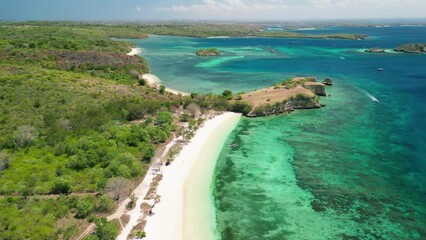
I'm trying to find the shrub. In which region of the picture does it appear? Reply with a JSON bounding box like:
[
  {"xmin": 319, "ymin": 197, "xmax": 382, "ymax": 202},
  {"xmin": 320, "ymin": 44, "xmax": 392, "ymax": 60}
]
[
  {"xmin": 229, "ymin": 102, "xmax": 252, "ymax": 116},
  {"xmin": 51, "ymin": 178, "xmax": 72, "ymax": 195},
  {"xmin": 136, "ymin": 231, "xmax": 146, "ymax": 238},
  {"xmin": 0, "ymin": 152, "xmax": 11, "ymax": 171},
  {"xmin": 13, "ymin": 125, "xmax": 37, "ymax": 148},
  {"xmin": 96, "ymin": 195, "xmax": 115, "ymax": 213},
  {"xmin": 83, "ymin": 235, "xmax": 100, "ymax": 240},
  {"xmin": 179, "ymin": 113, "xmax": 191, "ymax": 122},
  {"xmin": 159, "ymin": 85, "xmax": 166, "ymax": 94},
  {"xmin": 222, "ymin": 90, "xmax": 233, "ymax": 99},
  {"xmin": 94, "ymin": 218, "xmax": 119, "ymax": 240},
  {"xmin": 138, "ymin": 78, "xmax": 146, "ymax": 86},
  {"xmin": 76, "ymin": 200, "xmax": 95, "ymax": 219}
]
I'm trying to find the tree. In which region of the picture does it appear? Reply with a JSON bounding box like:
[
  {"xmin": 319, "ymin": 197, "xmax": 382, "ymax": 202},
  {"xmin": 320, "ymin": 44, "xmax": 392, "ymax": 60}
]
[
  {"xmin": 222, "ymin": 90, "xmax": 233, "ymax": 99},
  {"xmin": 94, "ymin": 218, "xmax": 119, "ymax": 240},
  {"xmin": 13, "ymin": 125, "xmax": 37, "ymax": 147},
  {"xmin": 104, "ymin": 177, "xmax": 129, "ymax": 201},
  {"xmin": 155, "ymin": 112, "xmax": 173, "ymax": 129}
]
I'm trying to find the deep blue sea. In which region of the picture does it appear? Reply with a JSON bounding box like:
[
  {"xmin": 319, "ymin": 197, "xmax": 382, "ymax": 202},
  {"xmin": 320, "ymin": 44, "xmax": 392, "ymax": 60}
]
[{"xmin": 130, "ymin": 26, "xmax": 426, "ymax": 239}]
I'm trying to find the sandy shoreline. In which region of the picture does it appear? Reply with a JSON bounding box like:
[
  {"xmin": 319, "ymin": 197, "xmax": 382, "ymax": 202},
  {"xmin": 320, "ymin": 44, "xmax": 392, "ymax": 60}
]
[
  {"xmin": 127, "ymin": 47, "xmax": 142, "ymax": 56},
  {"xmin": 144, "ymin": 112, "xmax": 241, "ymax": 240},
  {"xmin": 141, "ymin": 73, "xmax": 190, "ymax": 96}
]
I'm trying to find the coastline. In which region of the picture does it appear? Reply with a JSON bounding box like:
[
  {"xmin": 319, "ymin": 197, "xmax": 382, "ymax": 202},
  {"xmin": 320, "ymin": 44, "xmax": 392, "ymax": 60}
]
[
  {"xmin": 141, "ymin": 73, "xmax": 190, "ymax": 96},
  {"xmin": 144, "ymin": 112, "xmax": 242, "ymax": 240},
  {"xmin": 127, "ymin": 47, "xmax": 142, "ymax": 56}
]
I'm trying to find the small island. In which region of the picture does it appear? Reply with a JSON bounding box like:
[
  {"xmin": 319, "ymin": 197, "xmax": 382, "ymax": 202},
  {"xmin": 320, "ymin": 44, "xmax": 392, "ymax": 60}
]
[
  {"xmin": 365, "ymin": 48, "xmax": 386, "ymax": 53},
  {"xmin": 234, "ymin": 77, "xmax": 329, "ymax": 117},
  {"xmin": 195, "ymin": 48, "xmax": 221, "ymax": 56},
  {"xmin": 394, "ymin": 43, "xmax": 426, "ymax": 54}
]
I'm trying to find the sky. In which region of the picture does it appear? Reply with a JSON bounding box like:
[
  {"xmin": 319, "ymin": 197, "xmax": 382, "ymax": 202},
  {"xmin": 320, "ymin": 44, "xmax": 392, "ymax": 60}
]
[{"xmin": 1, "ymin": 0, "xmax": 426, "ymax": 21}]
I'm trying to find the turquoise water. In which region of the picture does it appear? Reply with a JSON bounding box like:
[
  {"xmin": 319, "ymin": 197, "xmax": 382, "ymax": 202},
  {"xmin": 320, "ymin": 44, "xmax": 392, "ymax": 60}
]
[{"xmin": 130, "ymin": 26, "xmax": 426, "ymax": 239}]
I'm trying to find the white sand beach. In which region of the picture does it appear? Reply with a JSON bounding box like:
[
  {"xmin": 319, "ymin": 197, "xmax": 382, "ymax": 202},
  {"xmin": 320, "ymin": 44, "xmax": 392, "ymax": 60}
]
[
  {"xmin": 144, "ymin": 112, "xmax": 241, "ymax": 240},
  {"xmin": 141, "ymin": 74, "xmax": 189, "ymax": 96},
  {"xmin": 127, "ymin": 47, "xmax": 142, "ymax": 56}
]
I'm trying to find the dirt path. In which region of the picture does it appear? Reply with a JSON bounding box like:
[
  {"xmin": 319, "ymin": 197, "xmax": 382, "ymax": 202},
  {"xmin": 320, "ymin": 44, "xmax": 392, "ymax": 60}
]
[{"xmin": 77, "ymin": 134, "xmax": 179, "ymax": 240}]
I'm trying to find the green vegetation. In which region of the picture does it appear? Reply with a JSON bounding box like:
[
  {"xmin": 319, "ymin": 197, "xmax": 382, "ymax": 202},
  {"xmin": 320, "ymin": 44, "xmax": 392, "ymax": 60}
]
[
  {"xmin": 83, "ymin": 217, "xmax": 119, "ymax": 240},
  {"xmin": 222, "ymin": 90, "xmax": 233, "ymax": 99},
  {"xmin": 136, "ymin": 24, "xmax": 366, "ymax": 40},
  {"xmin": 0, "ymin": 22, "xmax": 184, "ymax": 239},
  {"xmin": 394, "ymin": 43, "xmax": 426, "ymax": 53},
  {"xmin": 195, "ymin": 48, "xmax": 221, "ymax": 56}
]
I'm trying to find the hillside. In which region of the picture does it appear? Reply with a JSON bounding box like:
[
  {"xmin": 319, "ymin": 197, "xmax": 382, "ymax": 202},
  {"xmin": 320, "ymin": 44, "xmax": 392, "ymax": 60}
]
[{"xmin": 0, "ymin": 23, "xmax": 194, "ymax": 240}]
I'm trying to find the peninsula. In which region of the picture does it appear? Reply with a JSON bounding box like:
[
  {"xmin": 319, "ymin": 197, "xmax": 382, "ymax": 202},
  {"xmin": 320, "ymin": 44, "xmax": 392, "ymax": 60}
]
[{"xmin": 234, "ymin": 77, "xmax": 328, "ymax": 117}]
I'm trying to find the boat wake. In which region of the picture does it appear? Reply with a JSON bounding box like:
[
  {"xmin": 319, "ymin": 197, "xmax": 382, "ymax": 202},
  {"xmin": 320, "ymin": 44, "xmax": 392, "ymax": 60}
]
[{"xmin": 360, "ymin": 88, "xmax": 380, "ymax": 103}]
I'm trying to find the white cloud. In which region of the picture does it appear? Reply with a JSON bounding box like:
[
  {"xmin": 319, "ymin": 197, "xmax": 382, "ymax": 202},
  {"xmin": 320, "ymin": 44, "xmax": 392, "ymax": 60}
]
[
  {"xmin": 152, "ymin": 0, "xmax": 426, "ymax": 19},
  {"xmin": 156, "ymin": 0, "xmax": 289, "ymax": 13},
  {"xmin": 136, "ymin": 6, "xmax": 142, "ymax": 12},
  {"xmin": 310, "ymin": 0, "xmax": 419, "ymax": 7}
]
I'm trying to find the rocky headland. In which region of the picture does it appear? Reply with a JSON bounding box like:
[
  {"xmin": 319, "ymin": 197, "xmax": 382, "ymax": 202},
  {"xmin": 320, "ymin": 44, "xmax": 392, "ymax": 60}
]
[{"xmin": 234, "ymin": 77, "xmax": 330, "ymax": 117}]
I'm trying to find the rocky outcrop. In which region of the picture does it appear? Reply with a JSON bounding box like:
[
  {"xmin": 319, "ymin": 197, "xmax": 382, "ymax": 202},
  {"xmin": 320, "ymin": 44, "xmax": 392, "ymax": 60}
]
[
  {"xmin": 322, "ymin": 78, "xmax": 333, "ymax": 86},
  {"xmin": 394, "ymin": 43, "xmax": 426, "ymax": 54},
  {"xmin": 237, "ymin": 76, "xmax": 330, "ymax": 117},
  {"xmin": 304, "ymin": 82, "xmax": 326, "ymax": 96},
  {"xmin": 247, "ymin": 94, "xmax": 321, "ymax": 117},
  {"xmin": 365, "ymin": 48, "xmax": 385, "ymax": 53}
]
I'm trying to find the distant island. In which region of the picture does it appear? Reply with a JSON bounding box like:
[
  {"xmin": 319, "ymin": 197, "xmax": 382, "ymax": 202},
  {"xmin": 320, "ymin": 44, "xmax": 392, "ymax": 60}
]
[
  {"xmin": 135, "ymin": 24, "xmax": 367, "ymax": 40},
  {"xmin": 364, "ymin": 43, "xmax": 426, "ymax": 54},
  {"xmin": 233, "ymin": 77, "xmax": 330, "ymax": 117},
  {"xmin": 195, "ymin": 48, "xmax": 221, "ymax": 56},
  {"xmin": 394, "ymin": 43, "xmax": 426, "ymax": 54}
]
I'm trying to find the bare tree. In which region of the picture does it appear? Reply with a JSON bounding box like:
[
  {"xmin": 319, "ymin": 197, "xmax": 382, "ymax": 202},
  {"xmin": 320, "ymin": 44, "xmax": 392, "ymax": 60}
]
[
  {"xmin": 104, "ymin": 177, "xmax": 130, "ymax": 202},
  {"xmin": 13, "ymin": 125, "xmax": 37, "ymax": 147},
  {"xmin": 186, "ymin": 103, "xmax": 200, "ymax": 118}
]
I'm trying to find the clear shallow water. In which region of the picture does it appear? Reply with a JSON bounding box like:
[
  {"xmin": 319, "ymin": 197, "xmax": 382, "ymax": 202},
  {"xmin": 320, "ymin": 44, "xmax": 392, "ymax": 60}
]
[{"xmin": 131, "ymin": 26, "xmax": 426, "ymax": 239}]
